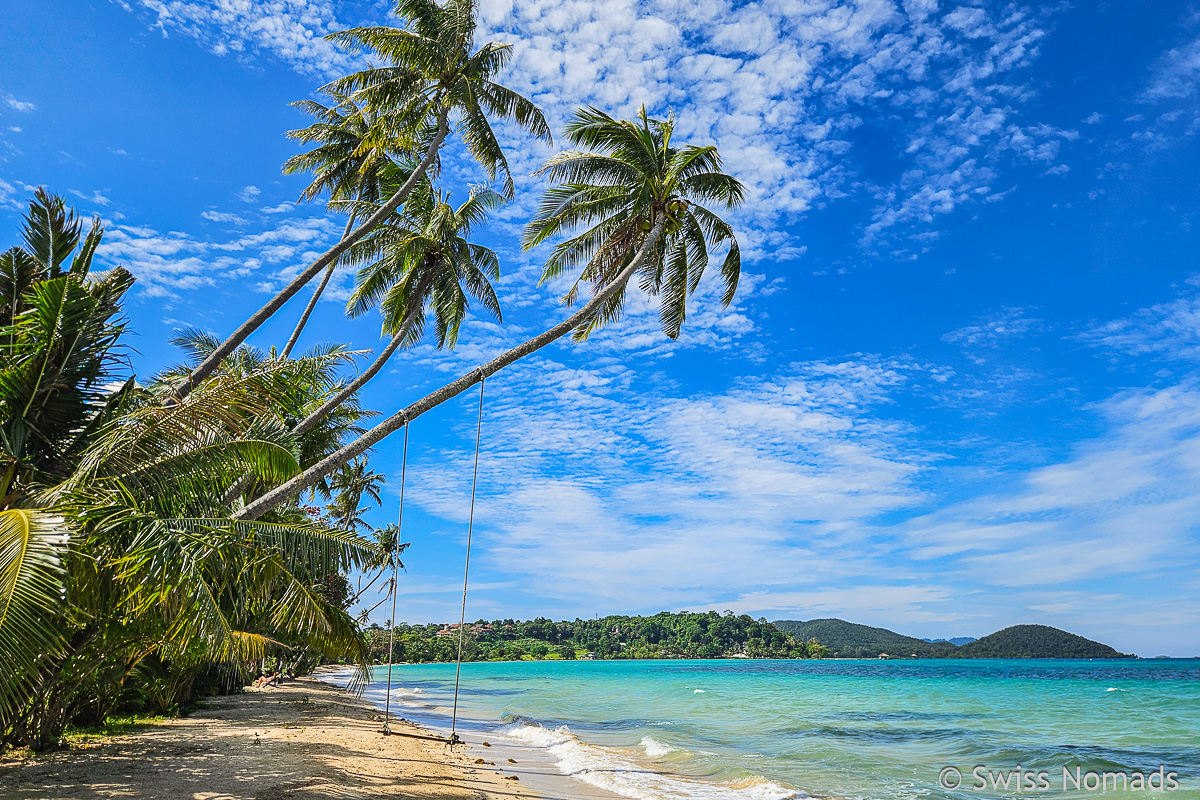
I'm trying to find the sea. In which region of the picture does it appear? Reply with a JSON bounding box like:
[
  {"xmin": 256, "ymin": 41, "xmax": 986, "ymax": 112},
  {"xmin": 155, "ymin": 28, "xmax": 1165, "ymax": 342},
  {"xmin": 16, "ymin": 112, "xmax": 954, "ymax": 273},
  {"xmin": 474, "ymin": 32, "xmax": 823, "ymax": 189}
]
[{"xmin": 324, "ymin": 659, "xmax": 1200, "ymax": 800}]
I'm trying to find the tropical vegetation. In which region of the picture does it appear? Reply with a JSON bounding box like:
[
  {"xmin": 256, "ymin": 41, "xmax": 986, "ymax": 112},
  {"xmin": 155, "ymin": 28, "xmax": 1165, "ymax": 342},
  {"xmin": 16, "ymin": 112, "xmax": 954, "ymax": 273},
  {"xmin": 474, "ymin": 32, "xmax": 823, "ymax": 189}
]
[
  {"xmin": 367, "ymin": 612, "xmax": 826, "ymax": 663},
  {"xmin": 0, "ymin": 0, "xmax": 748, "ymax": 751}
]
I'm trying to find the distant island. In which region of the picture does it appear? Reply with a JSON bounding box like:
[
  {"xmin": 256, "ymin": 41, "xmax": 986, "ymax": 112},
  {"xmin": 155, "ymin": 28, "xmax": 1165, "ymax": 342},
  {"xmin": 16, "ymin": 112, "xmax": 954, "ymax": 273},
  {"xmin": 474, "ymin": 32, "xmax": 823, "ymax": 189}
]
[
  {"xmin": 773, "ymin": 619, "xmax": 1133, "ymax": 659},
  {"xmin": 364, "ymin": 613, "xmax": 1132, "ymax": 663}
]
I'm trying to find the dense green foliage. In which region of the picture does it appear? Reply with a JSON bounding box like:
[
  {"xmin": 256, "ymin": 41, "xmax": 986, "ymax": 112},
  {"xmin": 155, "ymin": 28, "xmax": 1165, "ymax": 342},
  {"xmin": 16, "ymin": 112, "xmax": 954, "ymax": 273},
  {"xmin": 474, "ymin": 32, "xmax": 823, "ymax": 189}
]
[
  {"xmin": 0, "ymin": 192, "xmax": 383, "ymax": 751},
  {"xmin": 956, "ymin": 625, "xmax": 1132, "ymax": 659},
  {"xmin": 773, "ymin": 619, "xmax": 1130, "ymax": 659},
  {"xmin": 367, "ymin": 612, "xmax": 826, "ymax": 662},
  {"xmin": 773, "ymin": 619, "xmax": 956, "ymax": 658}
]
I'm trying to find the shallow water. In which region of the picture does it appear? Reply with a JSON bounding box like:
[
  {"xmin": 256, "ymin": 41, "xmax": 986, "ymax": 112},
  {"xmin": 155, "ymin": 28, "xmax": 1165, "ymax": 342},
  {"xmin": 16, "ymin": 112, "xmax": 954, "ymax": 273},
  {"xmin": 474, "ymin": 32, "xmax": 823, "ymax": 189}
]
[{"xmin": 347, "ymin": 659, "xmax": 1200, "ymax": 800}]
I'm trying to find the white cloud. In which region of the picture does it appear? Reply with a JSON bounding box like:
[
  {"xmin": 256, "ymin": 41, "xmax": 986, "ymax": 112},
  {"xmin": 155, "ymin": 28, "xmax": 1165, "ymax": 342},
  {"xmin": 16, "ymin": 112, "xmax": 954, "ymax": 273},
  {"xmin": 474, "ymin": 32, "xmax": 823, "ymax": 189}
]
[
  {"xmin": 397, "ymin": 355, "xmax": 929, "ymax": 611},
  {"xmin": 1078, "ymin": 279, "xmax": 1200, "ymax": 362},
  {"xmin": 121, "ymin": 0, "xmax": 357, "ymax": 77},
  {"xmin": 201, "ymin": 209, "xmax": 247, "ymax": 224},
  {"xmin": 896, "ymin": 383, "xmax": 1200, "ymax": 595},
  {"xmin": 3, "ymin": 94, "xmax": 35, "ymax": 112},
  {"xmin": 943, "ymin": 307, "xmax": 1043, "ymax": 349},
  {"xmin": 1142, "ymin": 34, "xmax": 1200, "ymax": 100},
  {"xmin": 237, "ymin": 185, "xmax": 261, "ymax": 202},
  {"xmin": 120, "ymin": 0, "xmax": 1069, "ymax": 254},
  {"xmin": 96, "ymin": 213, "xmax": 337, "ymax": 297},
  {"xmin": 69, "ymin": 188, "xmax": 112, "ymax": 207}
]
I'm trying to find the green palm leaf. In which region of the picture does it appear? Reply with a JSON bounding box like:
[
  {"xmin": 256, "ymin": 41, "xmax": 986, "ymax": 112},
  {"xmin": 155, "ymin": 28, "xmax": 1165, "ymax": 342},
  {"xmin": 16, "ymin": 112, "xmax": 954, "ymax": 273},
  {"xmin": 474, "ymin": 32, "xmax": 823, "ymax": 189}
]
[{"xmin": 0, "ymin": 509, "xmax": 70, "ymax": 720}]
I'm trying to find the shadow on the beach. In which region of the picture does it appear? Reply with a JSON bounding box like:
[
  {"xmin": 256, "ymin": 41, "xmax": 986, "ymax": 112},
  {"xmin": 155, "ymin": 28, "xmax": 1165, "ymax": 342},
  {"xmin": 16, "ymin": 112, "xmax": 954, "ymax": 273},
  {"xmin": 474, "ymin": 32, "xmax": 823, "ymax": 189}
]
[{"xmin": 0, "ymin": 679, "xmax": 553, "ymax": 800}]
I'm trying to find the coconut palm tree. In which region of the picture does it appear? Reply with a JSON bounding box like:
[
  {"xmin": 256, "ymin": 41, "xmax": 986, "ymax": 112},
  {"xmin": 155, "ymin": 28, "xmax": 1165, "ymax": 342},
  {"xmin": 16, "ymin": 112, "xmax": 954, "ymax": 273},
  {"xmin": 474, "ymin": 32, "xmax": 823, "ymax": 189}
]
[
  {"xmin": 280, "ymin": 90, "xmax": 410, "ymax": 358},
  {"xmin": 172, "ymin": 0, "xmax": 550, "ymax": 402},
  {"xmin": 236, "ymin": 105, "xmax": 745, "ymax": 520},
  {"xmin": 0, "ymin": 189, "xmax": 127, "ymax": 498},
  {"xmin": 291, "ymin": 174, "xmax": 503, "ymax": 437},
  {"xmin": 0, "ymin": 190, "xmax": 381, "ymax": 749},
  {"xmin": 322, "ymin": 458, "xmax": 386, "ymax": 533}
]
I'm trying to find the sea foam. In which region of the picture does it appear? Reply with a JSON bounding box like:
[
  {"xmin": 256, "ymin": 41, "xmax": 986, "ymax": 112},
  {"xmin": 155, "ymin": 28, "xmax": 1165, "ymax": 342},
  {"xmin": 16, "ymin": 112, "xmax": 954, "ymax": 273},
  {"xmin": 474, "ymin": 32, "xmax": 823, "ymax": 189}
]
[
  {"xmin": 502, "ymin": 718, "xmax": 806, "ymax": 800},
  {"xmin": 640, "ymin": 735, "xmax": 676, "ymax": 757}
]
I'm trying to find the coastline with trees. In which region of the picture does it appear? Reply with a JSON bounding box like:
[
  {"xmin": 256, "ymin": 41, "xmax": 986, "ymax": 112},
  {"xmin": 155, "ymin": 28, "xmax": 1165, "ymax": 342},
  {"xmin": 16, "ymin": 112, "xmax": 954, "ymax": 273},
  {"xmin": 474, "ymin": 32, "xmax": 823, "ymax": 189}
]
[{"xmin": 0, "ymin": 0, "xmax": 746, "ymax": 754}]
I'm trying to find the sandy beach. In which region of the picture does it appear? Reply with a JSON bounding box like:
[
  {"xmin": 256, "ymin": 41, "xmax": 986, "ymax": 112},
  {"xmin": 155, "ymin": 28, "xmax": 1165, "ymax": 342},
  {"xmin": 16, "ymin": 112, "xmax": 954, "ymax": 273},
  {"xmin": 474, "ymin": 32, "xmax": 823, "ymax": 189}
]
[{"xmin": 0, "ymin": 677, "xmax": 547, "ymax": 800}]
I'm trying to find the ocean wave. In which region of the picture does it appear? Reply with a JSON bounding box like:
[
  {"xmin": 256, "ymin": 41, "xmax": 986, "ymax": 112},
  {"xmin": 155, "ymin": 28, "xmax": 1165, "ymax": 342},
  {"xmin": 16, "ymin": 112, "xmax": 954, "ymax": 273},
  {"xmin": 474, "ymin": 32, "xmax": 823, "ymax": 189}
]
[
  {"xmin": 641, "ymin": 736, "xmax": 677, "ymax": 757},
  {"xmin": 501, "ymin": 718, "xmax": 806, "ymax": 800}
]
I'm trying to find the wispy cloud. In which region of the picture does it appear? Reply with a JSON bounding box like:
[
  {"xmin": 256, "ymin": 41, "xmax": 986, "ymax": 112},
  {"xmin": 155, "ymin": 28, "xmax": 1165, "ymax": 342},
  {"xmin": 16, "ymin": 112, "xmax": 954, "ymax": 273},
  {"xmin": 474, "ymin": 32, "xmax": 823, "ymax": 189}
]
[
  {"xmin": 117, "ymin": 0, "xmax": 1072, "ymax": 255},
  {"xmin": 201, "ymin": 209, "xmax": 247, "ymax": 224},
  {"xmin": 1142, "ymin": 33, "xmax": 1200, "ymax": 100},
  {"xmin": 397, "ymin": 355, "xmax": 929, "ymax": 611},
  {"xmin": 1077, "ymin": 278, "xmax": 1200, "ymax": 362},
  {"xmin": 896, "ymin": 381, "xmax": 1200, "ymax": 595},
  {"xmin": 3, "ymin": 94, "xmax": 35, "ymax": 112},
  {"xmin": 118, "ymin": 0, "xmax": 357, "ymax": 77},
  {"xmin": 944, "ymin": 308, "xmax": 1043, "ymax": 346},
  {"xmin": 97, "ymin": 214, "xmax": 337, "ymax": 297},
  {"xmin": 70, "ymin": 188, "xmax": 112, "ymax": 207}
]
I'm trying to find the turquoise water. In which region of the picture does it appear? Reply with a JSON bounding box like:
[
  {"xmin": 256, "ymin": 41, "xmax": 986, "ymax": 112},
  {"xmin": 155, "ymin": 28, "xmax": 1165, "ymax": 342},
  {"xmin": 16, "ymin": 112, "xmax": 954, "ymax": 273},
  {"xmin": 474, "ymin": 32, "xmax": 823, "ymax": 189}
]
[{"xmin": 355, "ymin": 659, "xmax": 1200, "ymax": 800}]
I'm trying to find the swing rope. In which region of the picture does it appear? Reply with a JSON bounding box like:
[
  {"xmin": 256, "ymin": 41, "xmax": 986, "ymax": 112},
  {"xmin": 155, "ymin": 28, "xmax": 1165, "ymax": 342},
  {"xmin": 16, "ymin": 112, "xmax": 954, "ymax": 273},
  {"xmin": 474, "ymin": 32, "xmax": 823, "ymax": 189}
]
[
  {"xmin": 450, "ymin": 377, "xmax": 485, "ymax": 747},
  {"xmin": 381, "ymin": 425, "xmax": 408, "ymax": 735}
]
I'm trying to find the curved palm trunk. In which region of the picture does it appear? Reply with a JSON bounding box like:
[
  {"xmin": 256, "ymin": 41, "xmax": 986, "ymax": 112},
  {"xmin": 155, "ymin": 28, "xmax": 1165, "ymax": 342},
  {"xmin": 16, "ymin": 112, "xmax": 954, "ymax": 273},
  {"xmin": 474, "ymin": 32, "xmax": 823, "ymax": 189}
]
[
  {"xmin": 235, "ymin": 219, "xmax": 667, "ymax": 521},
  {"xmin": 292, "ymin": 320, "xmax": 412, "ymax": 437},
  {"xmin": 170, "ymin": 109, "xmax": 450, "ymax": 403},
  {"xmin": 219, "ymin": 318, "xmax": 414, "ymax": 508},
  {"xmin": 280, "ymin": 215, "xmax": 355, "ymax": 359}
]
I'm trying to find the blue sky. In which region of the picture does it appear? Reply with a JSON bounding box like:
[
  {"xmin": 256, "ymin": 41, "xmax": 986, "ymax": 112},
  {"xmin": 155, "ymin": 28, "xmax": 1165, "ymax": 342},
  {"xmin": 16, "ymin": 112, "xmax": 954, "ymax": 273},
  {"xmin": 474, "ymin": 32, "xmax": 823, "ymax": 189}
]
[{"xmin": 2, "ymin": 0, "xmax": 1198, "ymax": 656}]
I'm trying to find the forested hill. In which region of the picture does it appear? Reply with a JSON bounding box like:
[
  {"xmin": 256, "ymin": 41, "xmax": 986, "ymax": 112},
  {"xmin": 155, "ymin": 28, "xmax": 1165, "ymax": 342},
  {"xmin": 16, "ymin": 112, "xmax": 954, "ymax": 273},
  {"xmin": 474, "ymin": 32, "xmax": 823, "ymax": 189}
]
[
  {"xmin": 367, "ymin": 612, "xmax": 826, "ymax": 663},
  {"xmin": 773, "ymin": 619, "xmax": 957, "ymax": 658},
  {"xmin": 957, "ymin": 625, "xmax": 1133, "ymax": 658},
  {"xmin": 772, "ymin": 619, "xmax": 1132, "ymax": 659}
]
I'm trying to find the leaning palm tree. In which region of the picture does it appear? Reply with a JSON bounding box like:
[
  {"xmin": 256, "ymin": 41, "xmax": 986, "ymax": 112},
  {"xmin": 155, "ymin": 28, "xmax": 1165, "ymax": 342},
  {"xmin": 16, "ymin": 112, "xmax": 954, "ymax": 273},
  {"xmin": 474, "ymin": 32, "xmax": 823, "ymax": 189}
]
[
  {"xmin": 291, "ymin": 175, "xmax": 504, "ymax": 437},
  {"xmin": 280, "ymin": 89, "xmax": 404, "ymax": 358},
  {"xmin": 236, "ymin": 105, "xmax": 745, "ymax": 520},
  {"xmin": 0, "ymin": 190, "xmax": 380, "ymax": 749},
  {"xmin": 171, "ymin": 0, "xmax": 550, "ymax": 401}
]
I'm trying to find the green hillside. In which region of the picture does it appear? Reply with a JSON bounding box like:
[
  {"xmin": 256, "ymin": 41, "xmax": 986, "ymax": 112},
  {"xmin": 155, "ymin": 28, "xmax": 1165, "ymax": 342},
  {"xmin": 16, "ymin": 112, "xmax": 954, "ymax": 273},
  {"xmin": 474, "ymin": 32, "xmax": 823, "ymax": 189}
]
[
  {"xmin": 772, "ymin": 619, "xmax": 957, "ymax": 658},
  {"xmin": 773, "ymin": 620, "xmax": 1133, "ymax": 659},
  {"xmin": 956, "ymin": 625, "xmax": 1133, "ymax": 658}
]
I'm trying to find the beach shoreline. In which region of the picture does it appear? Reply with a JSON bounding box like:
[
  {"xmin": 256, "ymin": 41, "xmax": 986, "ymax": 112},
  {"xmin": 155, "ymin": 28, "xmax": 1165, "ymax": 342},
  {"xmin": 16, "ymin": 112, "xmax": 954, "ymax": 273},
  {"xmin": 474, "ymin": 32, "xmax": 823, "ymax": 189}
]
[{"xmin": 0, "ymin": 676, "xmax": 551, "ymax": 800}]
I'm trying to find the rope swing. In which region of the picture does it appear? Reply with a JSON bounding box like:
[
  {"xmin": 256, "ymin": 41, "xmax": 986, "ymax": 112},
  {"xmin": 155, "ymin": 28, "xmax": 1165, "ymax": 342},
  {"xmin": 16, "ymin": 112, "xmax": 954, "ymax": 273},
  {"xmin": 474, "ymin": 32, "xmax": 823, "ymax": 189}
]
[
  {"xmin": 450, "ymin": 377, "xmax": 486, "ymax": 747},
  {"xmin": 381, "ymin": 425, "xmax": 408, "ymax": 736},
  {"xmin": 377, "ymin": 381, "xmax": 487, "ymax": 751}
]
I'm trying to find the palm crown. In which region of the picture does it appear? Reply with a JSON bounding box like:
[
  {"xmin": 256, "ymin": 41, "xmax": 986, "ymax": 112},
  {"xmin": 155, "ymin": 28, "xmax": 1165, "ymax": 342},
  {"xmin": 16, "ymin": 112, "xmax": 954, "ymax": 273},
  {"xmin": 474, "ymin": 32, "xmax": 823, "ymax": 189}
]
[
  {"xmin": 326, "ymin": 0, "xmax": 551, "ymax": 197},
  {"xmin": 523, "ymin": 106, "xmax": 746, "ymax": 340},
  {"xmin": 283, "ymin": 88, "xmax": 402, "ymax": 213},
  {"xmin": 344, "ymin": 172, "xmax": 504, "ymax": 349}
]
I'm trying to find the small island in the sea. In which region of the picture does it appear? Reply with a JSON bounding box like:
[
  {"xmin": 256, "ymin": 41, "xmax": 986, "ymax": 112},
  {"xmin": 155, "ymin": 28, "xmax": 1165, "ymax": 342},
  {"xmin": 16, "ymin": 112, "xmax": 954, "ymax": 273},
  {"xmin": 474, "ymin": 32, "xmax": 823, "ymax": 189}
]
[{"xmin": 364, "ymin": 612, "xmax": 1134, "ymax": 663}]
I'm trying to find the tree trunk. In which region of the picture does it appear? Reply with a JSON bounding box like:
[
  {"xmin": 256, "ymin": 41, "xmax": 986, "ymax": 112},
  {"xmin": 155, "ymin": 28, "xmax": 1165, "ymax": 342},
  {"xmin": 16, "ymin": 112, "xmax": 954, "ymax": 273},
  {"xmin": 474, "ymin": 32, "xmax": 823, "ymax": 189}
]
[
  {"xmin": 234, "ymin": 219, "xmax": 666, "ymax": 521},
  {"xmin": 280, "ymin": 215, "xmax": 356, "ymax": 359},
  {"xmin": 169, "ymin": 108, "xmax": 450, "ymax": 403},
  {"xmin": 292, "ymin": 317, "xmax": 414, "ymax": 437}
]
